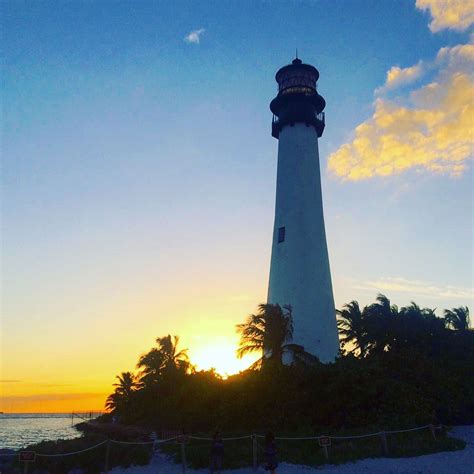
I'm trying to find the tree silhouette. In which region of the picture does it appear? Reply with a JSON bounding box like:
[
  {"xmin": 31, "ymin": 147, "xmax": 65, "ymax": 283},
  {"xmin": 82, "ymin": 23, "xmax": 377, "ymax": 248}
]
[
  {"xmin": 444, "ymin": 306, "xmax": 470, "ymax": 331},
  {"xmin": 396, "ymin": 302, "xmax": 443, "ymax": 354},
  {"xmin": 365, "ymin": 293, "xmax": 399, "ymax": 354},
  {"xmin": 137, "ymin": 334, "xmax": 191, "ymax": 387},
  {"xmin": 236, "ymin": 303, "xmax": 297, "ymax": 366},
  {"xmin": 336, "ymin": 300, "xmax": 368, "ymax": 357},
  {"xmin": 156, "ymin": 334, "xmax": 191, "ymax": 372},
  {"xmin": 102, "ymin": 295, "xmax": 473, "ymax": 438},
  {"xmin": 136, "ymin": 347, "xmax": 165, "ymax": 387},
  {"xmin": 105, "ymin": 371, "xmax": 137, "ymax": 412}
]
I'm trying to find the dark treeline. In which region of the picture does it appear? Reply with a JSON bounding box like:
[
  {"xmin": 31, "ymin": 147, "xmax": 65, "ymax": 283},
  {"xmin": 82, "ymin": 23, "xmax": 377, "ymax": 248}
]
[
  {"xmin": 104, "ymin": 295, "xmax": 473, "ymax": 434},
  {"xmin": 20, "ymin": 297, "xmax": 471, "ymax": 473}
]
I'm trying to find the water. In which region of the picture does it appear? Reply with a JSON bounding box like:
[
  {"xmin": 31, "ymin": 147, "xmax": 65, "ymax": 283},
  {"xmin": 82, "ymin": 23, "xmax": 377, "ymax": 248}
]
[{"xmin": 0, "ymin": 413, "xmax": 83, "ymax": 450}]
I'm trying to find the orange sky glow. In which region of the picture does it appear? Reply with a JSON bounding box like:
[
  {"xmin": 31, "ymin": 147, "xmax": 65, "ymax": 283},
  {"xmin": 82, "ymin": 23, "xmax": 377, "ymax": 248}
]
[{"xmin": 1, "ymin": 289, "xmax": 262, "ymax": 413}]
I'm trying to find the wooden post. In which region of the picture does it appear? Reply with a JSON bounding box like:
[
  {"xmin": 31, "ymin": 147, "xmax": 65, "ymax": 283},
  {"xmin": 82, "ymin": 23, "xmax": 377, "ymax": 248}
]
[
  {"xmin": 380, "ymin": 431, "xmax": 389, "ymax": 456},
  {"xmin": 180, "ymin": 442, "xmax": 187, "ymax": 474},
  {"xmin": 104, "ymin": 440, "xmax": 111, "ymax": 473},
  {"xmin": 252, "ymin": 434, "xmax": 257, "ymax": 472},
  {"xmin": 323, "ymin": 445, "xmax": 329, "ymax": 461},
  {"xmin": 23, "ymin": 462, "xmax": 29, "ymax": 474}
]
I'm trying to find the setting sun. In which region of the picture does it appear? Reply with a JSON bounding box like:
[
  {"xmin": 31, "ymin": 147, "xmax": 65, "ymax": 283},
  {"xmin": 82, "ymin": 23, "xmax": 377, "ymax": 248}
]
[{"xmin": 189, "ymin": 337, "xmax": 258, "ymax": 377}]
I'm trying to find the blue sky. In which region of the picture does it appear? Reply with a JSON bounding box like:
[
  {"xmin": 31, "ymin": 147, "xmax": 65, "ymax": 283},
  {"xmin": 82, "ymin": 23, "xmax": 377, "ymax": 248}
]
[{"xmin": 1, "ymin": 0, "xmax": 473, "ymax": 411}]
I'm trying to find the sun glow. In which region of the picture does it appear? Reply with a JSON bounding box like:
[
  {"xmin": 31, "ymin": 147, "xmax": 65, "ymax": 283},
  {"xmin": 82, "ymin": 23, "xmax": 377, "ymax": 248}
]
[{"xmin": 189, "ymin": 338, "xmax": 258, "ymax": 377}]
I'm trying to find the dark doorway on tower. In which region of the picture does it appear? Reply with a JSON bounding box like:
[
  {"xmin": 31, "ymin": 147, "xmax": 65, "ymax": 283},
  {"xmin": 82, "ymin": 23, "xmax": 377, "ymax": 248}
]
[{"xmin": 278, "ymin": 226, "xmax": 286, "ymax": 243}]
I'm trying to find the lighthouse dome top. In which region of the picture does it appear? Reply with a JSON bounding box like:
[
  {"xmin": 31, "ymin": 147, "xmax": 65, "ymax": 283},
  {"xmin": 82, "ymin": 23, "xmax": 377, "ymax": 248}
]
[
  {"xmin": 270, "ymin": 57, "xmax": 326, "ymax": 139},
  {"xmin": 275, "ymin": 57, "xmax": 320, "ymax": 96}
]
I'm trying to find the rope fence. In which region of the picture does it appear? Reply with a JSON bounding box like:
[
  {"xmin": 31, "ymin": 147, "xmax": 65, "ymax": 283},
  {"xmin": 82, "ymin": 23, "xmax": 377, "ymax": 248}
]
[
  {"xmin": 385, "ymin": 424, "xmax": 431, "ymax": 434},
  {"xmin": 35, "ymin": 440, "xmax": 109, "ymax": 458},
  {"xmin": 1, "ymin": 423, "xmax": 445, "ymax": 473},
  {"xmin": 188, "ymin": 435, "xmax": 251, "ymax": 441},
  {"xmin": 109, "ymin": 436, "xmax": 178, "ymax": 445}
]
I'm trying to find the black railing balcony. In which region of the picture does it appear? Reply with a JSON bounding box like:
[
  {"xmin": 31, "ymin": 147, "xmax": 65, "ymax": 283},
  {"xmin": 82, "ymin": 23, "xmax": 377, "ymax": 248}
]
[
  {"xmin": 272, "ymin": 112, "xmax": 325, "ymax": 139},
  {"xmin": 315, "ymin": 111, "xmax": 325, "ymax": 137},
  {"xmin": 272, "ymin": 115, "xmax": 279, "ymax": 139}
]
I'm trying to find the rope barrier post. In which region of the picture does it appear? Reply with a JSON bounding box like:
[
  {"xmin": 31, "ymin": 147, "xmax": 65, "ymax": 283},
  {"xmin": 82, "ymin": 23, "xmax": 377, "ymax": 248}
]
[
  {"xmin": 318, "ymin": 436, "xmax": 330, "ymax": 461},
  {"xmin": 380, "ymin": 431, "xmax": 389, "ymax": 456},
  {"xmin": 252, "ymin": 434, "xmax": 257, "ymax": 472},
  {"xmin": 180, "ymin": 442, "xmax": 187, "ymax": 474},
  {"xmin": 104, "ymin": 440, "xmax": 111, "ymax": 473},
  {"xmin": 323, "ymin": 445, "xmax": 329, "ymax": 461},
  {"xmin": 429, "ymin": 424, "xmax": 436, "ymax": 440},
  {"xmin": 19, "ymin": 451, "xmax": 35, "ymax": 473}
]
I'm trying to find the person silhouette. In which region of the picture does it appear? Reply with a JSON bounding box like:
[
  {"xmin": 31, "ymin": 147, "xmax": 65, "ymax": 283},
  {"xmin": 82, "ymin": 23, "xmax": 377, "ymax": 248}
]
[
  {"xmin": 264, "ymin": 431, "xmax": 278, "ymax": 473},
  {"xmin": 209, "ymin": 430, "xmax": 224, "ymax": 473}
]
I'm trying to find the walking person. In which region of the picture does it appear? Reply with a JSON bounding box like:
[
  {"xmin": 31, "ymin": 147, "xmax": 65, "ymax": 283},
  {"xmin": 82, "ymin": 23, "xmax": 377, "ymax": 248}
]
[
  {"xmin": 209, "ymin": 430, "xmax": 224, "ymax": 474},
  {"xmin": 264, "ymin": 431, "xmax": 278, "ymax": 473}
]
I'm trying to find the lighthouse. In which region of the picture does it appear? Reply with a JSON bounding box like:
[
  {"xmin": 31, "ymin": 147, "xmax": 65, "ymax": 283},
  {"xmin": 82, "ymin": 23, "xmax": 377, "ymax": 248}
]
[{"xmin": 267, "ymin": 58, "xmax": 340, "ymax": 363}]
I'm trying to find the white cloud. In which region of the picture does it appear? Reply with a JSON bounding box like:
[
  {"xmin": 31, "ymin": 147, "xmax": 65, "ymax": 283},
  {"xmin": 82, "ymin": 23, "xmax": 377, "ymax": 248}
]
[
  {"xmin": 436, "ymin": 43, "xmax": 474, "ymax": 73},
  {"xmin": 416, "ymin": 0, "xmax": 474, "ymax": 32},
  {"xmin": 329, "ymin": 0, "xmax": 474, "ymax": 181},
  {"xmin": 184, "ymin": 28, "xmax": 205, "ymax": 44},
  {"xmin": 376, "ymin": 61, "xmax": 425, "ymax": 95},
  {"xmin": 328, "ymin": 42, "xmax": 474, "ymax": 180}
]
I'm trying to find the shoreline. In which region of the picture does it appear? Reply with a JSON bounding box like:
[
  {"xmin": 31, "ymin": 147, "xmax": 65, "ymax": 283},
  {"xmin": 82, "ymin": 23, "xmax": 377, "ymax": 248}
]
[{"xmin": 75, "ymin": 420, "xmax": 150, "ymax": 440}]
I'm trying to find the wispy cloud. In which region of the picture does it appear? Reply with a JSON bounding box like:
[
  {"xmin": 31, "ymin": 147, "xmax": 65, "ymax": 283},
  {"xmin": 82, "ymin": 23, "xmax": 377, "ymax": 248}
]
[
  {"xmin": 184, "ymin": 28, "xmax": 205, "ymax": 44},
  {"xmin": 416, "ymin": 0, "xmax": 474, "ymax": 32},
  {"xmin": 352, "ymin": 277, "xmax": 474, "ymax": 301},
  {"xmin": 0, "ymin": 380, "xmax": 22, "ymax": 383}
]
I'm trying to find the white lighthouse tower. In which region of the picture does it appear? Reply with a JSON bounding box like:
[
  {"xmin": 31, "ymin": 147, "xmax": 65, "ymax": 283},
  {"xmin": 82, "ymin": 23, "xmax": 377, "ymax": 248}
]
[{"xmin": 267, "ymin": 57, "xmax": 339, "ymax": 363}]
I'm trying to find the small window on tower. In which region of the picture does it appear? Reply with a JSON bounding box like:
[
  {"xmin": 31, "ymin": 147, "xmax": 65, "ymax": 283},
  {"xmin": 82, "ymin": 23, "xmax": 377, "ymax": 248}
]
[{"xmin": 278, "ymin": 226, "xmax": 285, "ymax": 243}]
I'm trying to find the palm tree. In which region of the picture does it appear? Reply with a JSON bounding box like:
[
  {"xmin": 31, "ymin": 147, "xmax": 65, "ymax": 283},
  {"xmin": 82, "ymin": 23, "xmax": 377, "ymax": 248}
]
[
  {"xmin": 365, "ymin": 293, "xmax": 399, "ymax": 354},
  {"xmin": 137, "ymin": 335, "xmax": 191, "ymax": 386},
  {"xmin": 397, "ymin": 302, "xmax": 444, "ymax": 353},
  {"xmin": 336, "ymin": 300, "xmax": 368, "ymax": 357},
  {"xmin": 105, "ymin": 371, "xmax": 137, "ymax": 412},
  {"xmin": 156, "ymin": 335, "xmax": 190, "ymax": 372},
  {"xmin": 137, "ymin": 348, "xmax": 165, "ymax": 386},
  {"xmin": 236, "ymin": 303, "xmax": 295, "ymax": 366},
  {"xmin": 444, "ymin": 307, "xmax": 470, "ymax": 331}
]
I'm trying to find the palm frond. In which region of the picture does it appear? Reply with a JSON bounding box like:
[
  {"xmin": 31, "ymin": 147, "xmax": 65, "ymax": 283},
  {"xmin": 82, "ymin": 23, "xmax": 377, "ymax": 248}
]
[{"xmin": 235, "ymin": 303, "xmax": 294, "ymax": 365}]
